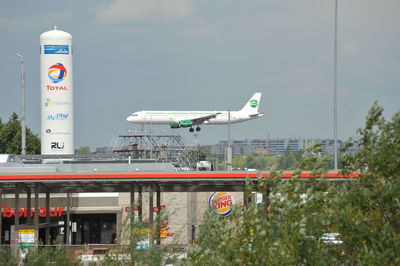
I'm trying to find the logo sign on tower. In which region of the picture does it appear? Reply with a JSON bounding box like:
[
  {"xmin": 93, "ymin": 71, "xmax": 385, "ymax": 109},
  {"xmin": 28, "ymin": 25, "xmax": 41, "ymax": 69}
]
[
  {"xmin": 208, "ymin": 192, "xmax": 234, "ymax": 216},
  {"xmin": 47, "ymin": 113, "xmax": 69, "ymax": 121},
  {"xmin": 44, "ymin": 45, "xmax": 69, "ymax": 55},
  {"xmin": 44, "ymin": 98, "xmax": 70, "ymax": 107},
  {"xmin": 51, "ymin": 142, "xmax": 64, "ymax": 150},
  {"xmin": 48, "ymin": 63, "xmax": 67, "ymax": 83}
]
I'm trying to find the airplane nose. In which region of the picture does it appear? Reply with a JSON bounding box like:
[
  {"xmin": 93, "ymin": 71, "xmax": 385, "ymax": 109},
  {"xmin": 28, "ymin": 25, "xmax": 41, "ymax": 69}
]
[{"xmin": 127, "ymin": 116, "xmax": 133, "ymax": 122}]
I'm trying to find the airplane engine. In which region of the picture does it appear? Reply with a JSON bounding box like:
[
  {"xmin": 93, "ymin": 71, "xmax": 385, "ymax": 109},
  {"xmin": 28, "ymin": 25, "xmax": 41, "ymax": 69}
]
[
  {"xmin": 179, "ymin": 120, "xmax": 193, "ymax": 127},
  {"xmin": 169, "ymin": 123, "xmax": 180, "ymax": 128}
]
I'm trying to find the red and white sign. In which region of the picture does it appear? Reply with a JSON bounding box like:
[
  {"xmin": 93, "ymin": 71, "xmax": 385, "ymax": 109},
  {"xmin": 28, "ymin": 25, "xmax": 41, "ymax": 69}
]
[{"xmin": 2, "ymin": 204, "xmax": 65, "ymax": 218}]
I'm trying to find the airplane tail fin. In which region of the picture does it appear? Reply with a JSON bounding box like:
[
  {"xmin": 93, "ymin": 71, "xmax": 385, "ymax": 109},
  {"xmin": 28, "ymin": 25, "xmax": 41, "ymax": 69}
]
[{"xmin": 240, "ymin": 93, "xmax": 262, "ymax": 114}]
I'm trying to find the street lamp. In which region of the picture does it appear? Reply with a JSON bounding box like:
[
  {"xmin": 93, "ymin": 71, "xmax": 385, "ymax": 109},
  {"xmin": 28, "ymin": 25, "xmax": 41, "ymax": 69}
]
[
  {"xmin": 15, "ymin": 52, "xmax": 26, "ymax": 155},
  {"xmin": 333, "ymin": 0, "xmax": 338, "ymax": 170},
  {"xmin": 226, "ymin": 109, "xmax": 232, "ymax": 171}
]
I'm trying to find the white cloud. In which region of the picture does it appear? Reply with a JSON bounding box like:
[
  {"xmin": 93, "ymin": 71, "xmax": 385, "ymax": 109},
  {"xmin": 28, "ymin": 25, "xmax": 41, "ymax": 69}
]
[
  {"xmin": 0, "ymin": 10, "xmax": 73, "ymax": 30},
  {"xmin": 95, "ymin": 0, "xmax": 194, "ymax": 24},
  {"xmin": 176, "ymin": 17, "xmax": 218, "ymax": 36}
]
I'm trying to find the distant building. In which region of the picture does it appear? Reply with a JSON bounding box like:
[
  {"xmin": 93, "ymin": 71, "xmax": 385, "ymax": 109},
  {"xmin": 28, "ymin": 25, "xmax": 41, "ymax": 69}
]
[{"xmin": 204, "ymin": 138, "xmax": 345, "ymax": 156}]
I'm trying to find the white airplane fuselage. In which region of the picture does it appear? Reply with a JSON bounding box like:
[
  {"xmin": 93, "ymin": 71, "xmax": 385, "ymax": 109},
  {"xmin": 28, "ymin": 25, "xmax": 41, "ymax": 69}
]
[
  {"xmin": 126, "ymin": 92, "xmax": 264, "ymax": 130},
  {"xmin": 127, "ymin": 110, "xmax": 259, "ymax": 125}
]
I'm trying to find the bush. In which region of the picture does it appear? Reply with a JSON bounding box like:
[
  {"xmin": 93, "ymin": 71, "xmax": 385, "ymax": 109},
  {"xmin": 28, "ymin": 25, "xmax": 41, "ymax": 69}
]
[
  {"xmin": 185, "ymin": 102, "xmax": 400, "ymax": 265},
  {"xmin": 24, "ymin": 245, "xmax": 79, "ymax": 266}
]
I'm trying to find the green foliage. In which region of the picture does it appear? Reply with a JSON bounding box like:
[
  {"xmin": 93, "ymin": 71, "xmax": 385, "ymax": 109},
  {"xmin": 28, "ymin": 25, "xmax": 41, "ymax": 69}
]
[
  {"xmin": 299, "ymin": 143, "xmax": 332, "ymax": 171},
  {"xmin": 185, "ymin": 102, "xmax": 400, "ymax": 265},
  {"xmin": 24, "ymin": 246, "xmax": 79, "ymax": 266},
  {"xmin": 232, "ymin": 154, "xmax": 277, "ymax": 170},
  {"xmin": 0, "ymin": 245, "xmax": 18, "ymax": 265},
  {"xmin": 75, "ymin": 146, "xmax": 91, "ymax": 155},
  {"xmin": 197, "ymin": 147, "xmax": 210, "ymax": 161},
  {"xmin": 276, "ymin": 150, "xmax": 304, "ymax": 170},
  {"xmin": 342, "ymin": 101, "xmax": 400, "ymax": 177},
  {"xmin": 103, "ymin": 194, "xmax": 182, "ymax": 265},
  {"xmin": 185, "ymin": 176, "xmax": 341, "ymax": 265},
  {"xmin": 231, "ymin": 149, "xmax": 331, "ymax": 171},
  {"xmin": 332, "ymin": 101, "xmax": 400, "ymax": 264},
  {"xmin": 276, "ymin": 145, "xmax": 332, "ymax": 171},
  {"xmin": 0, "ymin": 113, "xmax": 40, "ymax": 154}
]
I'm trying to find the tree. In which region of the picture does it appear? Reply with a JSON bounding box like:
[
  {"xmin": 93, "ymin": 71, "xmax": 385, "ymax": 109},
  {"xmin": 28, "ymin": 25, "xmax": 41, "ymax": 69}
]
[
  {"xmin": 102, "ymin": 191, "xmax": 181, "ymax": 265},
  {"xmin": 232, "ymin": 155, "xmax": 246, "ymax": 170},
  {"xmin": 276, "ymin": 150, "xmax": 304, "ymax": 170},
  {"xmin": 299, "ymin": 142, "xmax": 332, "ymax": 171},
  {"xmin": 197, "ymin": 147, "xmax": 211, "ymax": 161},
  {"xmin": 75, "ymin": 146, "xmax": 91, "ymax": 155},
  {"xmin": 246, "ymin": 154, "xmax": 275, "ymax": 170},
  {"xmin": 24, "ymin": 246, "xmax": 79, "ymax": 265},
  {"xmin": 185, "ymin": 102, "xmax": 400, "ymax": 265},
  {"xmin": 232, "ymin": 154, "xmax": 277, "ymax": 170},
  {"xmin": 0, "ymin": 113, "xmax": 40, "ymax": 154},
  {"xmin": 332, "ymin": 101, "xmax": 400, "ymax": 264}
]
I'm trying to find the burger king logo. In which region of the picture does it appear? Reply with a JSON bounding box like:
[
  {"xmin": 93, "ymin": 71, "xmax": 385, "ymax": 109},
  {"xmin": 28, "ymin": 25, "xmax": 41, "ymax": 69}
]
[{"xmin": 208, "ymin": 192, "xmax": 234, "ymax": 216}]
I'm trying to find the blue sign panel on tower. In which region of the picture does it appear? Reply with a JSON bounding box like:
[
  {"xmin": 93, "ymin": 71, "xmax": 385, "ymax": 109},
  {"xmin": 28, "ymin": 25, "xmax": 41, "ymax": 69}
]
[{"xmin": 44, "ymin": 45, "xmax": 69, "ymax": 55}]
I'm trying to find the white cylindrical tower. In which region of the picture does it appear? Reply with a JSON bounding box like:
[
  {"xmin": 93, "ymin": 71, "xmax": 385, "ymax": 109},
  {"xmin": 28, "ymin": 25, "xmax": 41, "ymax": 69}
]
[{"xmin": 40, "ymin": 26, "xmax": 74, "ymax": 154}]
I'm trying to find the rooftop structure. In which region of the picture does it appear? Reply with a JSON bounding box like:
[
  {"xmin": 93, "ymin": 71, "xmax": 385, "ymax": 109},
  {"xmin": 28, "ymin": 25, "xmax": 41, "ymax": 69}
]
[
  {"xmin": 0, "ymin": 156, "xmax": 358, "ymax": 250},
  {"xmin": 110, "ymin": 134, "xmax": 198, "ymax": 170}
]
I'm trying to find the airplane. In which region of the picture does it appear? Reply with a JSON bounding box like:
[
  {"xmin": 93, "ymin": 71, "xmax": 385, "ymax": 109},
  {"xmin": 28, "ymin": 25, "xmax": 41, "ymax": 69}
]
[{"xmin": 126, "ymin": 93, "xmax": 264, "ymax": 132}]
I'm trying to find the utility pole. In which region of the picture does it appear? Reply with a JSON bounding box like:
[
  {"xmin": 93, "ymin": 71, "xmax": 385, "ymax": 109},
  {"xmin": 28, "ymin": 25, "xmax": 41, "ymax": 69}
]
[
  {"xmin": 333, "ymin": 0, "xmax": 338, "ymax": 170},
  {"xmin": 15, "ymin": 52, "xmax": 26, "ymax": 155},
  {"xmin": 226, "ymin": 109, "xmax": 232, "ymax": 171}
]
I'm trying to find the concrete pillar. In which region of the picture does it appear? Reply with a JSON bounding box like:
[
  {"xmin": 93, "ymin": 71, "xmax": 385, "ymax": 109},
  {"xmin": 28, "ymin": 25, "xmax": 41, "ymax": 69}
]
[
  {"xmin": 149, "ymin": 189, "xmax": 154, "ymax": 245},
  {"xmin": 156, "ymin": 189, "xmax": 161, "ymax": 245},
  {"xmin": 26, "ymin": 187, "xmax": 32, "ymax": 224},
  {"xmin": 187, "ymin": 192, "xmax": 197, "ymax": 244},
  {"xmin": 138, "ymin": 185, "xmax": 143, "ymax": 222},
  {"xmin": 0, "ymin": 189, "xmax": 2, "ymax": 244},
  {"xmin": 149, "ymin": 190, "xmax": 154, "ymax": 223},
  {"xmin": 34, "ymin": 184, "xmax": 39, "ymax": 244},
  {"xmin": 263, "ymin": 184, "xmax": 271, "ymax": 217},
  {"xmin": 130, "ymin": 185, "xmax": 135, "ymax": 244},
  {"xmin": 130, "ymin": 185, "xmax": 135, "ymax": 224},
  {"xmin": 15, "ymin": 184, "xmax": 20, "ymax": 242},
  {"xmin": 45, "ymin": 190, "xmax": 50, "ymax": 244},
  {"xmin": 66, "ymin": 193, "xmax": 70, "ymax": 245}
]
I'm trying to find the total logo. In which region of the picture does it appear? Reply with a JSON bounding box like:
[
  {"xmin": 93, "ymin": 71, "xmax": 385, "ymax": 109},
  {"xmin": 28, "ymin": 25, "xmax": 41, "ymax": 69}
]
[
  {"xmin": 208, "ymin": 192, "xmax": 234, "ymax": 217},
  {"xmin": 47, "ymin": 113, "xmax": 68, "ymax": 121},
  {"xmin": 46, "ymin": 85, "xmax": 68, "ymax": 91},
  {"xmin": 51, "ymin": 142, "xmax": 64, "ymax": 150},
  {"xmin": 48, "ymin": 63, "xmax": 67, "ymax": 83}
]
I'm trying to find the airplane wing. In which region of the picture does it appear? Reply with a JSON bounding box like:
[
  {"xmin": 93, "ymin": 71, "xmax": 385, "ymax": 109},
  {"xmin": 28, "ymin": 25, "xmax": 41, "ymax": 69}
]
[{"xmin": 190, "ymin": 112, "xmax": 221, "ymax": 125}]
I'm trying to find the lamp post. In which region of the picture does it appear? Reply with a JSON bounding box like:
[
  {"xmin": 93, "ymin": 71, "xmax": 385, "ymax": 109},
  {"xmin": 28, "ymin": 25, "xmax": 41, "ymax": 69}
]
[
  {"xmin": 333, "ymin": 0, "xmax": 338, "ymax": 170},
  {"xmin": 226, "ymin": 109, "xmax": 232, "ymax": 171},
  {"xmin": 15, "ymin": 52, "xmax": 26, "ymax": 155}
]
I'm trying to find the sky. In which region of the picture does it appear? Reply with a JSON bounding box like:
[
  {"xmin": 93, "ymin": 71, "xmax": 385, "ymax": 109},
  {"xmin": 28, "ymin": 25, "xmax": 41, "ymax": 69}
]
[{"xmin": 0, "ymin": 0, "xmax": 399, "ymax": 150}]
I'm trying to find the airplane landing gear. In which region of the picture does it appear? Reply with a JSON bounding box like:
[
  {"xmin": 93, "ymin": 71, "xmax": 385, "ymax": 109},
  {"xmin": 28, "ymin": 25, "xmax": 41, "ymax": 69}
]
[
  {"xmin": 196, "ymin": 127, "xmax": 201, "ymax": 132},
  {"xmin": 189, "ymin": 127, "xmax": 194, "ymax": 132}
]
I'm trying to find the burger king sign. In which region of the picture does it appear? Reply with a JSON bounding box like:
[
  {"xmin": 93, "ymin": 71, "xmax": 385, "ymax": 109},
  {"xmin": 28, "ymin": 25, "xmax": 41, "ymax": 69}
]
[{"xmin": 208, "ymin": 192, "xmax": 234, "ymax": 216}]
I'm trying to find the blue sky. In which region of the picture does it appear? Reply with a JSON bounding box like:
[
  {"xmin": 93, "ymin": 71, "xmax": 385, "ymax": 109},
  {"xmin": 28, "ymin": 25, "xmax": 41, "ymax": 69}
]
[{"xmin": 0, "ymin": 0, "xmax": 399, "ymax": 150}]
